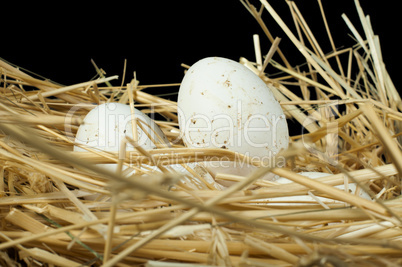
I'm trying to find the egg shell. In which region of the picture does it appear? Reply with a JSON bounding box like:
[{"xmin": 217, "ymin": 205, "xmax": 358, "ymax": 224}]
[
  {"xmin": 74, "ymin": 103, "xmax": 223, "ymax": 191},
  {"xmin": 178, "ymin": 57, "xmax": 288, "ymax": 156},
  {"xmin": 275, "ymin": 171, "xmax": 371, "ymax": 200},
  {"xmin": 74, "ymin": 103, "xmax": 170, "ymax": 173},
  {"xmin": 177, "ymin": 57, "xmax": 288, "ymax": 181}
]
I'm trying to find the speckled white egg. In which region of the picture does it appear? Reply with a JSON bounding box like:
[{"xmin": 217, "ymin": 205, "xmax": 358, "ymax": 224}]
[
  {"xmin": 177, "ymin": 57, "xmax": 289, "ymax": 179},
  {"xmin": 74, "ymin": 103, "xmax": 170, "ymax": 173}
]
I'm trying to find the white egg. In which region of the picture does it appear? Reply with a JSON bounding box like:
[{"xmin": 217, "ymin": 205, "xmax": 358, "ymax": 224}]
[
  {"xmin": 274, "ymin": 171, "xmax": 372, "ymax": 202},
  {"xmin": 74, "ymin": 103, "xmax": 170, "ymax": 174},
  {"xmin": 177, "ymin": 57, "xmax": 289, "ymax": 181},
  {"xmin": 74, "ymin": 103, "xmax": 219, "ymax": 190}
]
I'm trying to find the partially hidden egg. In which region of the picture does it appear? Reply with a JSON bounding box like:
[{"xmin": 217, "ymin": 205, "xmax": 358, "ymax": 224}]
[
  {"xmin": 273, "ymin": 171, "xmax": 372, "ymax": 203},
  {"xmin": 177, "ymin": 57, "xmax": 289, "ymax": 181},
  {"xmin": 74, "ymin": 103, "xmax": 220, "ymax": 190},
  {"xmin": 74, "ymin": 103, "xmax": 170, "ymax": 174}
]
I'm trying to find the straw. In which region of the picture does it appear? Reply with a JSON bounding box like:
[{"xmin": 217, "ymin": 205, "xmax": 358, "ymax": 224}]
[{"xmin": 0, "ymin": 0, "xmax": 401, "ymax": 265}]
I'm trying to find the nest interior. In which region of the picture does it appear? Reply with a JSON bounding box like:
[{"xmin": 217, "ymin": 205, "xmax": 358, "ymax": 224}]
[{"xmin": 0, "ymin": 1, "xmax": 402, "ymax": 266}]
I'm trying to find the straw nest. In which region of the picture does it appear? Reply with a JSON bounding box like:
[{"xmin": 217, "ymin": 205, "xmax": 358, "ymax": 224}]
[{"xmin": 0, "ymin": 1, "xmax": 401, "ymax": 266}]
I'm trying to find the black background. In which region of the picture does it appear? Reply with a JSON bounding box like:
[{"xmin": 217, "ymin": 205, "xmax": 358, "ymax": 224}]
[{"xmin": 2, "ymin": 1, "xmax": 399, "ymax": 101}]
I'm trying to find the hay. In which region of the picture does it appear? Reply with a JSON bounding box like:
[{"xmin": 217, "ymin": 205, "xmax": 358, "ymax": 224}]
[{"xmin": 0, "ymin": 0, "xmax": 401, "ymax": 266}]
